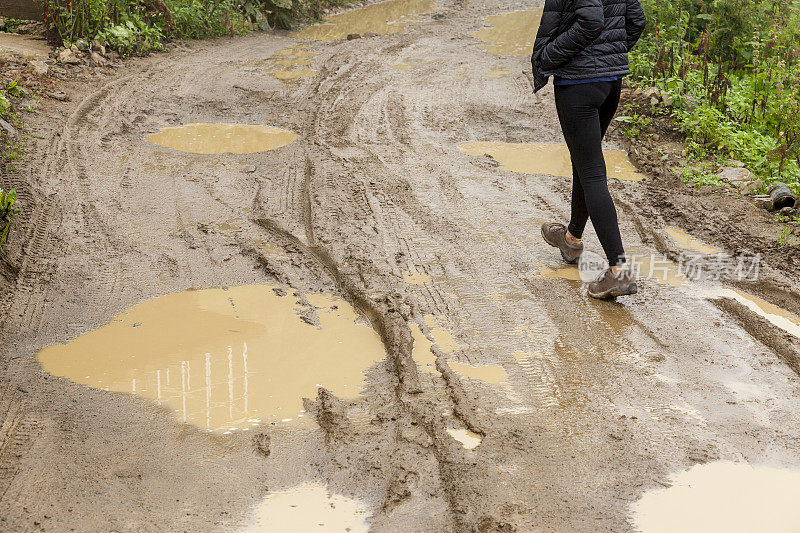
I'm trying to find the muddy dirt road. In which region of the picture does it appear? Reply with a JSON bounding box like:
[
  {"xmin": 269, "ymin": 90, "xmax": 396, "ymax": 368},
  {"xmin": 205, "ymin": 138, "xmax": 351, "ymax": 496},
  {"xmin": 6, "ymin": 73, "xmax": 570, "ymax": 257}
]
[{"xmin": 3, "ymin": 0, "xmax": 800, "ymax": 530}]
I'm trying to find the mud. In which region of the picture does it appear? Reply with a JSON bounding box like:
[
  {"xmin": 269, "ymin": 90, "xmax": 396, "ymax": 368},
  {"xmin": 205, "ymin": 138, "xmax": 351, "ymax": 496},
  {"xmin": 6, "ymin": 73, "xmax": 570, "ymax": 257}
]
[
  {"xmin": 472, "ymin": 9, "xmax": 543, "ymax": 56},
  {"xmin": 3, "ymin": 0, "xmax": 800, "ymax": 530},
  {"xmin": 291, "ymin": 0, "xmax": 433, "ymax": 40}
]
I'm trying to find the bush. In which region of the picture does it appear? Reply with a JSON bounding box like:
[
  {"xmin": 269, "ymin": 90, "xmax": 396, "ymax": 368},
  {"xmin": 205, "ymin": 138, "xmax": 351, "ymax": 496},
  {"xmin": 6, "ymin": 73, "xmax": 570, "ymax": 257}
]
[{"xmin": 630, "ymin": 0, "xmax": 800, "ymax": 191}]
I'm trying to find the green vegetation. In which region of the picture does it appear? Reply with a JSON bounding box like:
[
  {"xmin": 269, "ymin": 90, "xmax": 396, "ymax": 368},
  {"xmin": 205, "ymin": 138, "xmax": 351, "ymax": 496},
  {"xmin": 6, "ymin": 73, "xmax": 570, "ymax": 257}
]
[
  {"xmin": 0, "ymin": 188, "xmax": 19, "ymax": 253},
  {"xmin": 44, "ymin": 0, "xmax": 352, "ymax": 56},
  {"xmin": 630, "ymin": 0, "xmax": 800, "ymax": 192}
]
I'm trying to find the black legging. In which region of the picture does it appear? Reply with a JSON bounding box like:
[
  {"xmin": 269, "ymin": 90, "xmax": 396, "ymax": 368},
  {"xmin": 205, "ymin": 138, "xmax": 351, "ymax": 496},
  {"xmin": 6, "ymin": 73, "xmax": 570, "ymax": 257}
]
[{"xmin": 554, "ymin": 79, "xmax": 625, "ymax": 266}]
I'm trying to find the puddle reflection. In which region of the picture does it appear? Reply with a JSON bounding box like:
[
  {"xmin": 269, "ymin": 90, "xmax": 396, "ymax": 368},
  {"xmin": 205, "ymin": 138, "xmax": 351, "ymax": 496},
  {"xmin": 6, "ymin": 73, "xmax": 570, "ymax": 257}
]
[
  {"xmin": 665, "ymin": 226, "xmax": 722, "ymax": 255},
  {"xmin": 37, "ymin": 285, "xmax": 386, "ymax": 432}
]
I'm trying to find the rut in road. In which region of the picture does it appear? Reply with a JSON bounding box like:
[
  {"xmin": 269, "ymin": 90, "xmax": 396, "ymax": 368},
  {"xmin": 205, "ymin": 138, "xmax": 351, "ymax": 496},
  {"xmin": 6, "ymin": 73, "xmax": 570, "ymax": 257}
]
[{"xmin": 2, "ymin": 0, "xmax": 800, "ymax": 531}]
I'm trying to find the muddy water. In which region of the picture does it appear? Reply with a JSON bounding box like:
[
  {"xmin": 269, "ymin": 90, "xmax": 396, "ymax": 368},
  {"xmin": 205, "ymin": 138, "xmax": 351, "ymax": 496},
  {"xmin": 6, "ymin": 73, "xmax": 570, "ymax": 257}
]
[
  {"xmin": 706, "ymin": 288, "xmax": 800, "ymax": 339},
  {"xmin": 537, "ymin": 250, "xmax": 687, "ymax": 286},
  {"xmin": 292, "ymin": 0, "xmax": 433, "ymax": 41},
  {"xmin": 403, "ymin": 269, "xmax": 431, "ymax": 285},
  {"xmin": 425, "ymin": 315, "xmax": 463, "ymax": 354},
  {"xmin": 632, "ymin": 461, "xmax": 800, "ymax": 533},
  {"xmin": 459, "ymin": 142, "xmax": 644, "ymax": 181},
  {"xmin": 664, "ymin": 226, "xmax": 722, "ymax": 255},
  {"xmin": 37, "ymin": 285, "xmax": 386, "ymax": 432},
  {"xmin": 244, "ymin": 482, "xmax": 370, "ymax": 532},
  {"xmin": 268, "ymin": 48, "xmax": 317, "ymax": 81},
  {"xmin": 146, "ymin": 123, "xmax": 298, "ymax": 154},
  {"xmin": 472, "ymin": 10, "xmax": 543, "ymax": 56},
  {"xmin": 446, "ymin": 428, "xmax": 482, "ymax": 449}
]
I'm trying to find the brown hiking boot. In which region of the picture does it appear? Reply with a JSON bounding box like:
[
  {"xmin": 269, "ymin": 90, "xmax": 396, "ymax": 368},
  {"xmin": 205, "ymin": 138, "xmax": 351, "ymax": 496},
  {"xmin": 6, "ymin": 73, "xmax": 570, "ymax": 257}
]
[
  {"xmin": 541, "ymin": 222, "xmax": 583, "ymax": 263},
  {"xmin": 587, "ymin": 267, "xmax": 638, "ymax": 299}
]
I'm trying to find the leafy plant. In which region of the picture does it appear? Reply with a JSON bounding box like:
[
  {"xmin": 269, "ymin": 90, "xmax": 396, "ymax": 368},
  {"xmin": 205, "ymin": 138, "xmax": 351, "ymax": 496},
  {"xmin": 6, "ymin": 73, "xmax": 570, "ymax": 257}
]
[{"xmin": 0, "ymin": 188, "xmax": 19, "ymax": 252}]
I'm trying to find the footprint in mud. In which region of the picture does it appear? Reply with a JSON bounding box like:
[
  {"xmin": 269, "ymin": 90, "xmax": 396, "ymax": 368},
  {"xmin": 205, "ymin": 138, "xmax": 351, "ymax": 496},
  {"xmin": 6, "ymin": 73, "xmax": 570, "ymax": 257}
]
[
  {"xmin": 459, "ymin": 141, "xmax": 644, "ymax": 182},
  {"xmin": 472, "ymin": 9, "xmax": 544, "ymax": 57},
  {"xmin": 146, "ymin": 123, "xmax": 298, "ymax": 155},
  {"xmin": 291, "ymin": 0, "xmax": 433, "ymax": 41},
  {"xmin": 37, "ymin": 285, "xmax": 386, "ymax": 432},
  {"xmin": 244, "ymin": 482, "xmax": 370, "ymax": 532},
  {"xmin": 446, "ymin": 428, "xmax": 482, "ymax": 450}
]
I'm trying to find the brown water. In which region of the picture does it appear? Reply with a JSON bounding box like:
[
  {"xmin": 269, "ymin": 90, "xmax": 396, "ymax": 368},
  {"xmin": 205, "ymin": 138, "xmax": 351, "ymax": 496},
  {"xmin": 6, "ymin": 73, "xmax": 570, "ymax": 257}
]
[
  {"xmin": 411, "ymin": 322, "xmax": 438, "ymax": 374},
  {"xmin": 292, "ymin": 0, "xmax": 433, "ymax": 41},
  {"xmin": 448, "ymin": 361, "xmax": 507, "ymax": 384},
  {"xmin": 664, "ymin": 226, "xmax": 722, "ymax": 255},
  {"xmin": 37, "ymin": 285, "xmax": 386, "ymax": 432},
  {"xmin": 403, "ymin": 270, "xmax": 431, "ymax": 285},
  {"xmin": 472, "ymin": 10, "xmax": 543, "ymax": 56},
  {"xmin": 244, "ymin": 482, "xmax": 370, "ymax": 532},
  {"xmin": 458, "ymin": 142, "xmax": 644, "ymax": 181},
  {"xmin": 704, "ymin": 288, "xmax": 800, "ymax": 339},
  {"xmin": 486, "ymin": 70, "xmax": 512, "ymax": 78},
  {"xmin": 268, "ymin": 48, "xmax": 318, "ymax": 81},
  {"xmin": 632, "ymin": 461, "xmax": 800, "ymax": 533},
  {"xmin": 446, "ymin": 428, "xmax": 482, "ymax": 449},
  {"xmin": 147, "ymin": 123, "xmax": 298, "ymax": 155},
  {"xmin": 425, "ymin": 315, "xmax": 463, "ymax": 354}
]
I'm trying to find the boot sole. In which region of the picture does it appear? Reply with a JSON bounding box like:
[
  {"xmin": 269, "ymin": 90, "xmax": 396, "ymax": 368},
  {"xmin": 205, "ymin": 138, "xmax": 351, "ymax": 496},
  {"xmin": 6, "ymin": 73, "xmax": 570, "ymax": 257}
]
[
  {"xmin": 541, "ymin": 227, "xmax": 580, "ymax": 264},
  {"xmin": 588, "ymin": 283, "xmax": 638, "ymax": 300}
]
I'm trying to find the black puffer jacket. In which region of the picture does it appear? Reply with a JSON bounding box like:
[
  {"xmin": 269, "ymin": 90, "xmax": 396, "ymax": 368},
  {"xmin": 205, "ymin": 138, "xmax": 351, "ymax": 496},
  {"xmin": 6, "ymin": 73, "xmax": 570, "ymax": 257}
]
[{"xmin": 531, "ymin": 0, "xmax": 646, "ymax": 92}]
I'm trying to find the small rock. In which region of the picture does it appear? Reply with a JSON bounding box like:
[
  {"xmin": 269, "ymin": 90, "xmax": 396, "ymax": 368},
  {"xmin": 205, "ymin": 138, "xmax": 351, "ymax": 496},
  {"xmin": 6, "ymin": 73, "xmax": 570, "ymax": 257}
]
[
  {"xmin": 718, "ymin": 166, "xmax": 756, "ymax": 187},
  {"xmin": 795, "ymin": 197, "xmax": 800, "ymax": 210},
  {"xmin": 89, "ymin": 52, "xmax": 107, "ymax": 66},
  {"xmin": 28, "ymin": 59, "xmax": 48, "ymax": 75},
  {"xmin": 47, "ymin": 91, "xmax": 70, "ymax": 101},
  {"xmin": 58, "ymin": 49, "xmax": 81, "ymax": 65},
  {"xmin": 91, "ymin": 39, "xmax": 106, "ymax": 55},
  {"xmin": 652, "ymin": 133, "xmax": 660, "ymax": 141},
  {"xmin": 728, "ymin": 160, "xmax": 745, "ymax": 168},
  {"xmin": 70, "ymin": 44, "xmax": 79, "ymax": 53},
  {"xmin": 643, "ymin": 87, "xmax": 660, "ymax": 99},
  {"xmin": 633, "ymin": 87, "xmax": 643, "ymax": 96},
  {"xmin": 432, "ymin": 13, "xmax": 446, "ymax": 20},
  {"xmin": 346, "ymin": 33, "xmax": 362, "ymax": 40},
  {"xmin": 650, "ymin": 96, "xmax": 659, "ymax": 105},
  {"xmin": 363, "ymin": 31, "xmax": 379, "ymax": 38},
  {"xmin": 661, "ymin": 94, "xmax": 674, "ymax": 107},
  {"xmin": 0, "ymin": 118, "xmax": 16, "ymax": 136}
]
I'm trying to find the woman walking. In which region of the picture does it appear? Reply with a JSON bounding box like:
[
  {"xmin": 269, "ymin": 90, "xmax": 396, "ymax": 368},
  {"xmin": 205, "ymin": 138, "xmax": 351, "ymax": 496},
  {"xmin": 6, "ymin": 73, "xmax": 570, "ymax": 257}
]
[{"xmin": 532, "ymin": 0, "xmax": 646, "ymax": 299}]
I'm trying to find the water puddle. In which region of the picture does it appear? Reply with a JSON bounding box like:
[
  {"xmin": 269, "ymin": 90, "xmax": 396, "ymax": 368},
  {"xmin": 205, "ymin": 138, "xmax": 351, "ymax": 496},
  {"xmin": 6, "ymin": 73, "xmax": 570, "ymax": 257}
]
[
  {"xmin": 147, "ymin": 123, "xmax": 298, "ymax": 155},
  {"xmin": 424, "ymin": 315, "xmax": 463, "ymax": 354},
  {"xmin": 267, "ymin": 48, "xmax": 317, "ymax": 81},
  {"xmin": 486, "ymin": 70, "xmax": 512, "ymax": 78},
  {"xmin": 472, "ymin": 10, "xmax": 543, "ymax": 56},
  {"xmin": 458, "ymin": 142, "xmax": 644, "ymax": 181},
  {"xmin": 535, "ymin": 250, "xmax": 687, "ymax": 286},
  {"xmin": 403, "ymin": 270, "xmax": 431, "ymax": 285},
  {"xmin": 411, "ymin": 323, "xmax": 438, "ymax": 374},
  {"xmin": 244, "ymin": 482, "xmax": 370, "ymax": 532},
  {"xmin": 664, "ymin": 226, "xmax": 721, "ymax": 255},
  {"xmin": 538, "ymin": 264, "xmax": 583, "ymax": 282},
  {"xmin": 704, "ymin": 288, "xmax": 800, "ymax": 339},
  {"xmin": 292, "ymin": 0, "xmax": 433, "ymax": 41},
  {"xmin": 631, "ymin": 461, "xmax": 800, "ymax": 533},
  {"xmin": 448, "ymin": 361, "xmax": 507, "ymax": 384},
  {"xmin": 446, "ymin": 428, "xmax": 482, "ymax": 449},
  {"xmin": 37, "ymin": 285, "xmax": 386, "ymax": 432}
]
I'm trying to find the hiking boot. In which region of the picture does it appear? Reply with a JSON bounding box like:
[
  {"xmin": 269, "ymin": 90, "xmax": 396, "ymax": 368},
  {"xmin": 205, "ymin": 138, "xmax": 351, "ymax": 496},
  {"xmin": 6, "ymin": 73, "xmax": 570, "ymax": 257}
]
[
  {"xmin": 587, "ymin": 267, "xmax": 638, "ymax": 299},
  {"xmin": 541, "ymin": 222, "xmax": 583, "ymax": 263}
]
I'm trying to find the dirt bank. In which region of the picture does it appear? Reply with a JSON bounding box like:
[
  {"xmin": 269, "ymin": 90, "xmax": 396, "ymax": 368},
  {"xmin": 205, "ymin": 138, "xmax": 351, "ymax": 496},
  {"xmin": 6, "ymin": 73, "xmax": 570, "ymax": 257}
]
[{"xmin": 2, "ymin": 0, "xmax": 800, "ymax": 531}]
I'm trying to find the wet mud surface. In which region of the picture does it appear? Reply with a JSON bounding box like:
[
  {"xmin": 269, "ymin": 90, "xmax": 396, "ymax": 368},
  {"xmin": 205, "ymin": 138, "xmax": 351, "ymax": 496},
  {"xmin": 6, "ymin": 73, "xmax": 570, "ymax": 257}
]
[{"xmin": 2, "ymin": 0, "xmax": 800, "ymax": 530}]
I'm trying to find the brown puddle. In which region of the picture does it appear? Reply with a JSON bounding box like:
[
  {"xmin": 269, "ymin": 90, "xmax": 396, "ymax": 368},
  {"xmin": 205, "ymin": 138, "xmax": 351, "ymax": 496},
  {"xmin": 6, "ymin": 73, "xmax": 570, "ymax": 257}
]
[
  {"xmin": 486, "ymin": 70, "xmax": 512, "ymax": 78},
  {"xmin": 244, "ymin": 482, "xmax": 369, "ymax": 532},
  {"xmin": 664, "ymin": 226, "xmax": 722, "ymax": 255},
  {"xmin": 424, "ymin": 315, "xmax": 463, "ymax": 354},
  {"xmin": 37, "ymin": 285, "xmax": 386, "ymax": 432},
  {"xmin": 535, "ymin": 251, "xmax": 687, "ymax": 286},
  {"xmin": 411, "ymin": 323, "xmax": 438, "ymax": 374},
  {"xmin": 704, "ymin": 288, "xmax": 800, "ymax": 338},
  {"xmin": 267, "ymin": 48, "xmax": 317, "ymax": 81},
  {"xmin": 291, "ymin": 0, "xmax": 433, "ymax": 41},
  {"xmin": 403, "ymin": 269, "xmax": 431, "ymax": 285},
  {"xmin": 632, "ymin": 461, "xmax": 800, "ymax": 533},
  {"xmin": 446, "ymin": 428, "xmax": 482, "ymax": 449},
  {"xmin": 448, "ymin": 361, "xmax": 507, "ymax": 384},
  {"xmin": 472, "ymin": 10, "xmax": 543, "ymax": 56},
  {"xmin": 458, "ymin": 142, "xmax": 644, "ymax": 181},
  {"xmin": 146, "ymin": 123, "xmax": 298, "ymax": 155}
]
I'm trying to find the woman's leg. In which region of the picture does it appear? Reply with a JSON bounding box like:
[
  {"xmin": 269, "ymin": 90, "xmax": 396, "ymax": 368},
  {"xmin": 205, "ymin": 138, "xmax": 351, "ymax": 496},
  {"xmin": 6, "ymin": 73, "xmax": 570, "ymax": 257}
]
[{"xmin": 554, "ymin": 81, "xmax": 626, "ymax": 266}]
